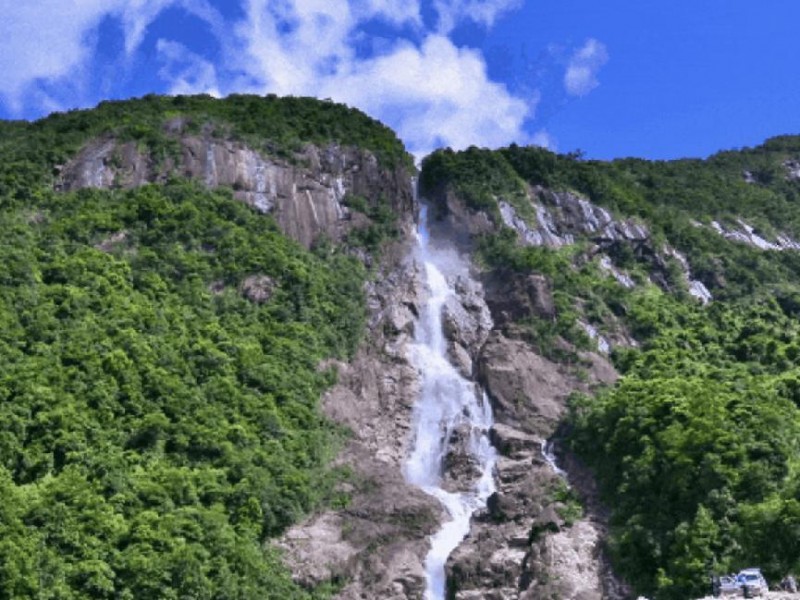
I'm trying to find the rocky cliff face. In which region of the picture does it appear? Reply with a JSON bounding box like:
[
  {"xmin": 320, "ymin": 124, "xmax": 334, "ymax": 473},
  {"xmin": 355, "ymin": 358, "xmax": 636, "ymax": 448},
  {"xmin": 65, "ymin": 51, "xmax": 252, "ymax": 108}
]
[
  {"xmin": 57, "ymin": 124, "xmax": 414, "ymax": 249},
  {"xmin": 39, "ymin": 111, "xmax": 800, "ymax": 600},
  {"xmin": 59, "ymin": 123, "xmax": 638, "ymax": 597},
  {"xmin": 446, "ymin": 251, "xmax": 625, "ymax": 599},
  {"xmin": 274, "ymin": 180, "xmax": 636, "ymax": 599},
  {"xmin": 476, "ymin": 185, "xmax": 711, "ymax": 305},
  {"xmin": 274, "ymin": 181, "xmax": 630, "ymax": 598},
  {"xmin": 420, "ymin": 190, "xmax": 633, "ymax": 599}
]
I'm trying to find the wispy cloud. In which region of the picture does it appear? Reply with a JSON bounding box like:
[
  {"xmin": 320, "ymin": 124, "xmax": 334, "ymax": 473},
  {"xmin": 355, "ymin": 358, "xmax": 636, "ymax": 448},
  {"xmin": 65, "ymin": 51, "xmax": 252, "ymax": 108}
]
[
  {"xmin": 564, "ymin": 38, "xmax": 608, "ymax": 97},
  {"xmin": 0, "ymin": 1, "xmax": 116, "ymax": 112},
  {"xmin": 156, "ymin": 39, "xmax": 221, "ymax": 96},
  {"xmin": 432, "ymin": 0, "xmax": 522, "ymax": 34},
  {"xmin": 0, "ymin": 0, "xmax": 222, "ymax": 112}
]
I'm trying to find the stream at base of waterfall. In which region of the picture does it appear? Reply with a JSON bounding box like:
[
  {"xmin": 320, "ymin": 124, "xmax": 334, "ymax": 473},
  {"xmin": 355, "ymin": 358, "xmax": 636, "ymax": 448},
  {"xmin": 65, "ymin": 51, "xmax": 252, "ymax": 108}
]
[{"xmin": 404, "ymin": 205, "xmax": 497, "ymax": 600}]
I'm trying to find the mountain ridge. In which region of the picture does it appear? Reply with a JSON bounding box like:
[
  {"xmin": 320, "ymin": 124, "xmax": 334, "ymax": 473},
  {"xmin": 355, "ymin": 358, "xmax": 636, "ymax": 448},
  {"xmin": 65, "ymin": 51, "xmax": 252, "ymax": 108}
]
[{"xmin": 2, "ymin": 93, "xmax": 800, "ymax": 600}]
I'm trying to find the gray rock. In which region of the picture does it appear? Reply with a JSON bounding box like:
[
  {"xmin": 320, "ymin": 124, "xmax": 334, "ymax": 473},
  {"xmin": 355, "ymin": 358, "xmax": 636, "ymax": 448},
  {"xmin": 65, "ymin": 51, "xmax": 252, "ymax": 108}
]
[
  {"xmin": 239, "ymin": 274, "xmax": 275, "ymax": 304},
  {"xmin": 276, "ymin": 201, "xmax": 433, "ymax": 598},
  {"xmin": 448, "ymin": 341, "xmax": 474, "ymax": 378},
  {"xmin": 442, "ymin": 423, "xmax": 485, "ymax": 492},
  {"xmin": 57, "ymin": 135, "xmax": 414, "ymax": 249},
  {"xmin": 478, "ymin": 332, "xmax": 571, "ymax": 436},
  {"xmin": 496, "ymin": 188, "xmax": 648, "ymax": 251},
  {"xmin": 442, "ymin": 274, "xmax": 493, "ymax": 360},
  {"xmin": 446, "ymin": 328, "xmax": 627, "ymax": 600},
  {"xmin": 484, "ymin": 272, "xmax": 555, "ymax": 329},
  {"xmin": 785, "ymin": 159, "xmax": 800, "ymax": 181},
  {"xmin": 489, "ymin": 424, "xmax": 539, "ymax": 460}
]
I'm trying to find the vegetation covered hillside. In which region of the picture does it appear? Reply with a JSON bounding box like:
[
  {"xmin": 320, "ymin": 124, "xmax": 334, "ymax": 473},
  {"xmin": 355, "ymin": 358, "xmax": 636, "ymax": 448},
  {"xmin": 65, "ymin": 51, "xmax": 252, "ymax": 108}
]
[
  {"xmin": 421, "ymin": 140, "xmax": 800, "ymax": 599},
  {"xmin": 0, "ymin": 95, "xmax": 413, "ymax": 599}
]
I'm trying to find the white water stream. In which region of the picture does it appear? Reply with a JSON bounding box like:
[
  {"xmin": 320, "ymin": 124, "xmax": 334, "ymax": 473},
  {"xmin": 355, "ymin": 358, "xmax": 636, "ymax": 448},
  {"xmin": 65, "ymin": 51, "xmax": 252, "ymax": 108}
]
[{"xmin": 404, "ymin": 205, "xmax": 497, "ymax": 600}]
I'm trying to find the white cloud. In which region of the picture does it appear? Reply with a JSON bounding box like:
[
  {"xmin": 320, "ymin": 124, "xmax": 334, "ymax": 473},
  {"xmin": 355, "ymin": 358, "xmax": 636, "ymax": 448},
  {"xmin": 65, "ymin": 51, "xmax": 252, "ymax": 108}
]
[
  {"xmin": 321, "ymin": 35, "xmax": 532, "ymax": 157},
  {"xmin": 0, "ymin": 1, "xmax": 117, "ymax": 111},
  {"xmin": 229, "ymin": 0, "xmax": 532, "ymax": 157},
  {"xmin": 119, "ymin": 0, "xmax": 181, "ymax": 56},
  {"xmin": 118, "ymin": 0, "xmax": 227, "ymax": 57},
  {"xmin": 233, "ymin": 0, "xmax": 356, "ymax": 94},
  {"xmin": 531, "ymin": 129, "xmax": 555, "ymax": 150},
  {"xmin": 353, "ymin": 0, "xmax": 422, "ymax": 26},
  {"xmin": 0, "ymin": 0, "xmax": 539, "ymax": 156},
  {"xmin": 564, "ymin": 38, "xmax": 608, "ymax": 97},
  {"xmin": 0, "ymin": 0, "xmax": 223, "ymax": 112}
]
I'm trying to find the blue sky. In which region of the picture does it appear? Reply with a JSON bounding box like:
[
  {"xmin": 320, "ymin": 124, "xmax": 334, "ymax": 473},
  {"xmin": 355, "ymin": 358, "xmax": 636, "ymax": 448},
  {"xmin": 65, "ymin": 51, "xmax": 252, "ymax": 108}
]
[{"xmin": 1, "ymin": 0, "xmax": 798, "ymax": 160}]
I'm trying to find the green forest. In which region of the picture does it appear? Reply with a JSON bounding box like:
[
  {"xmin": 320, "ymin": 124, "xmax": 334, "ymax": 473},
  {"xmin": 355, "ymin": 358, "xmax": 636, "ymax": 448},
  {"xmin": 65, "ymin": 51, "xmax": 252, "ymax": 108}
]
[
  {"xmin": 5, "ymin": 91, "xmax": 800, "ymax": 600},
  {"xmin": 0, "ymin": 95, "xmax": 412, "ymax": 599},
  {"xmin": 0, "ymin": 93, "xmax": 412, "ymax": 204},
  {"xmin": 421, "ymin": 141, "xmax": 800, "ymax": 599}
]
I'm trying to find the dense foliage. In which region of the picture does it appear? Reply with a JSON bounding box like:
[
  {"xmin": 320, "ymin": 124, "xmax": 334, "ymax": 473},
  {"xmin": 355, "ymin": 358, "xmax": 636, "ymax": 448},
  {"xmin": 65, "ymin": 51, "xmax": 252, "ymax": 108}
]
[
  {"xmin": 421, "ymin": 139, "xmax": 800, "ymax": 598},
  {"xmin": 419, "ymin": 146, "xmax": 527, "ymax": 218},
  {"xmin": 570, "ymin": 292, "xmax": 800, "ymax": 599},
  {"xmin": 0, "ymin": 180, "xmax": 366, "ymax": 599},
  {"xmin": 0, "ymin": 94, "xmax": 411, "ymax": 598}
]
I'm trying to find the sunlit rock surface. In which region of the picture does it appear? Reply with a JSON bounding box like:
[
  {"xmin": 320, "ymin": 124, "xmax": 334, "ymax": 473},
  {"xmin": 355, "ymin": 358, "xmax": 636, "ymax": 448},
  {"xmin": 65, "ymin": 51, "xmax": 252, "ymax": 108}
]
[{"xmin": 58, "ymin": 131, "xmax": 414, "ymax": 248}]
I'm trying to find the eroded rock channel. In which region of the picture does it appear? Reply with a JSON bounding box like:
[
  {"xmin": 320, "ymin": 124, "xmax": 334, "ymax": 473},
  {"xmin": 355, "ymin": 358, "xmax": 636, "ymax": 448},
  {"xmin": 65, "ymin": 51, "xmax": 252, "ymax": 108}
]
[{"xmin": 426, "ymin": 202, "xmax": 628, "ymax": 600}]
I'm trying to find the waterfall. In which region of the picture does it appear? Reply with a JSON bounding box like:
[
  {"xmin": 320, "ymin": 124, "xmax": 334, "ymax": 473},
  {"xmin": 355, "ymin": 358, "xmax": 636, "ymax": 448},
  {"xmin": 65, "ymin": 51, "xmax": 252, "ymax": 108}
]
[{"xmin": 404, "ymin": 205, "xmax": 497, "ymax": 600}]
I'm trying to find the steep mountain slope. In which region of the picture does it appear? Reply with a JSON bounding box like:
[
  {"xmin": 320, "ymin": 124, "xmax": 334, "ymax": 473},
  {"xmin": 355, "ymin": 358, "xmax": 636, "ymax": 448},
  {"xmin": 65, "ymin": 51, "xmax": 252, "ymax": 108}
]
[
  {"xmin": 420, "ymin": 141, "xmax": 800, "ymax": 599},
  {"xmin": 4, "ymin": 93, "xmax": 800, "ymax": 600},
  {"xmin": 0, "ymin": 95, "xmax": 417, "ymax": 599}
]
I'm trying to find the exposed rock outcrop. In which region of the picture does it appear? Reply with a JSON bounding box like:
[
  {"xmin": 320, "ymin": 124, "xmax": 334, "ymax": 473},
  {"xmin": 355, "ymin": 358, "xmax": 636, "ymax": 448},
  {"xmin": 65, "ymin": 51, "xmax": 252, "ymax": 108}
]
[
  {"xmin": 478, "ymin": 332, "xmax": 571, "ymax": 434},
  {"xmin": 239, "ymin": 274, "xmax": 275, "ymax": 304},
  {"xmin": 497, "ymin": 187, "xmax": 648, "ymax": 250},
  {"xmin": 483, "ymin": 271, "xmax": 556, "ymax": 330},
  {"xmin": 436, "ymin": 189, "xmax": 498, "ymax": 248},
  {"xmin": 442, "ymin": 274, "xmax": 494, "ymax": 377},
  {"xmin": 708, "ymin": 218, "xmax": 800, "ymax": 251},
  {"xmin": 419, "ymin": 196, "xmax": 629, "ymax": 600},
  {"xmin": 452, "ymin": 183, "xmax": 717, "ymax": 305},
  {"xmin": 58, "ymin": 132, "xmax": 414, "ymax": 249},
  {"xmin": 278, "ymin": 231, "xmax": 448, "ymax": 598},
  {"xmin": 444, "ymin": 329, "xmax": 625, "ymax": 600},
  {"xmin": 784, "ymin": 159, "xmax": 800, "ymax": 181}
]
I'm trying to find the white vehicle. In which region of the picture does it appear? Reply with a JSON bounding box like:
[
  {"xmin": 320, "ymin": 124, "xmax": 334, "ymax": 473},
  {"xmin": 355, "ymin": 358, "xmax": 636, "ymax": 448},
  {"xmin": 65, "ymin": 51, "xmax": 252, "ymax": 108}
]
[
  {"xmin": 736, "ymin": 568, "xmax": 768, "ymax": 597},
  {"xmin": 717, "ymin": 574, "xmax": 739, "ymax": 596}
]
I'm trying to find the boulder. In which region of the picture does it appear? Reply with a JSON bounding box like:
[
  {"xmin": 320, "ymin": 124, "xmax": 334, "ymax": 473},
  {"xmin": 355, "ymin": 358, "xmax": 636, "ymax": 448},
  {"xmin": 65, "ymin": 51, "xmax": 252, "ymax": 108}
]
[
  {"xmin": 240, "ymin": 274, "xmax": 275, "ymax": 304},
  {"xmin": 489, "ymin": 424, "xmax": 539, "ymax": 459},
  {"xmin": 478, "ymin": 332, "xmax": 571, "ymax": 436}
]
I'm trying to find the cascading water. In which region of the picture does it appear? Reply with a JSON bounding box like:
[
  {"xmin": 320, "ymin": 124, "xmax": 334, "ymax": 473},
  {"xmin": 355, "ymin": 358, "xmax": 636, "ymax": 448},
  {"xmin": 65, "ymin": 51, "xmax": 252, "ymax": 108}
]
[{"xmin": 405, "ymin": 205, "xmax": 497, "ymax": 600}]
